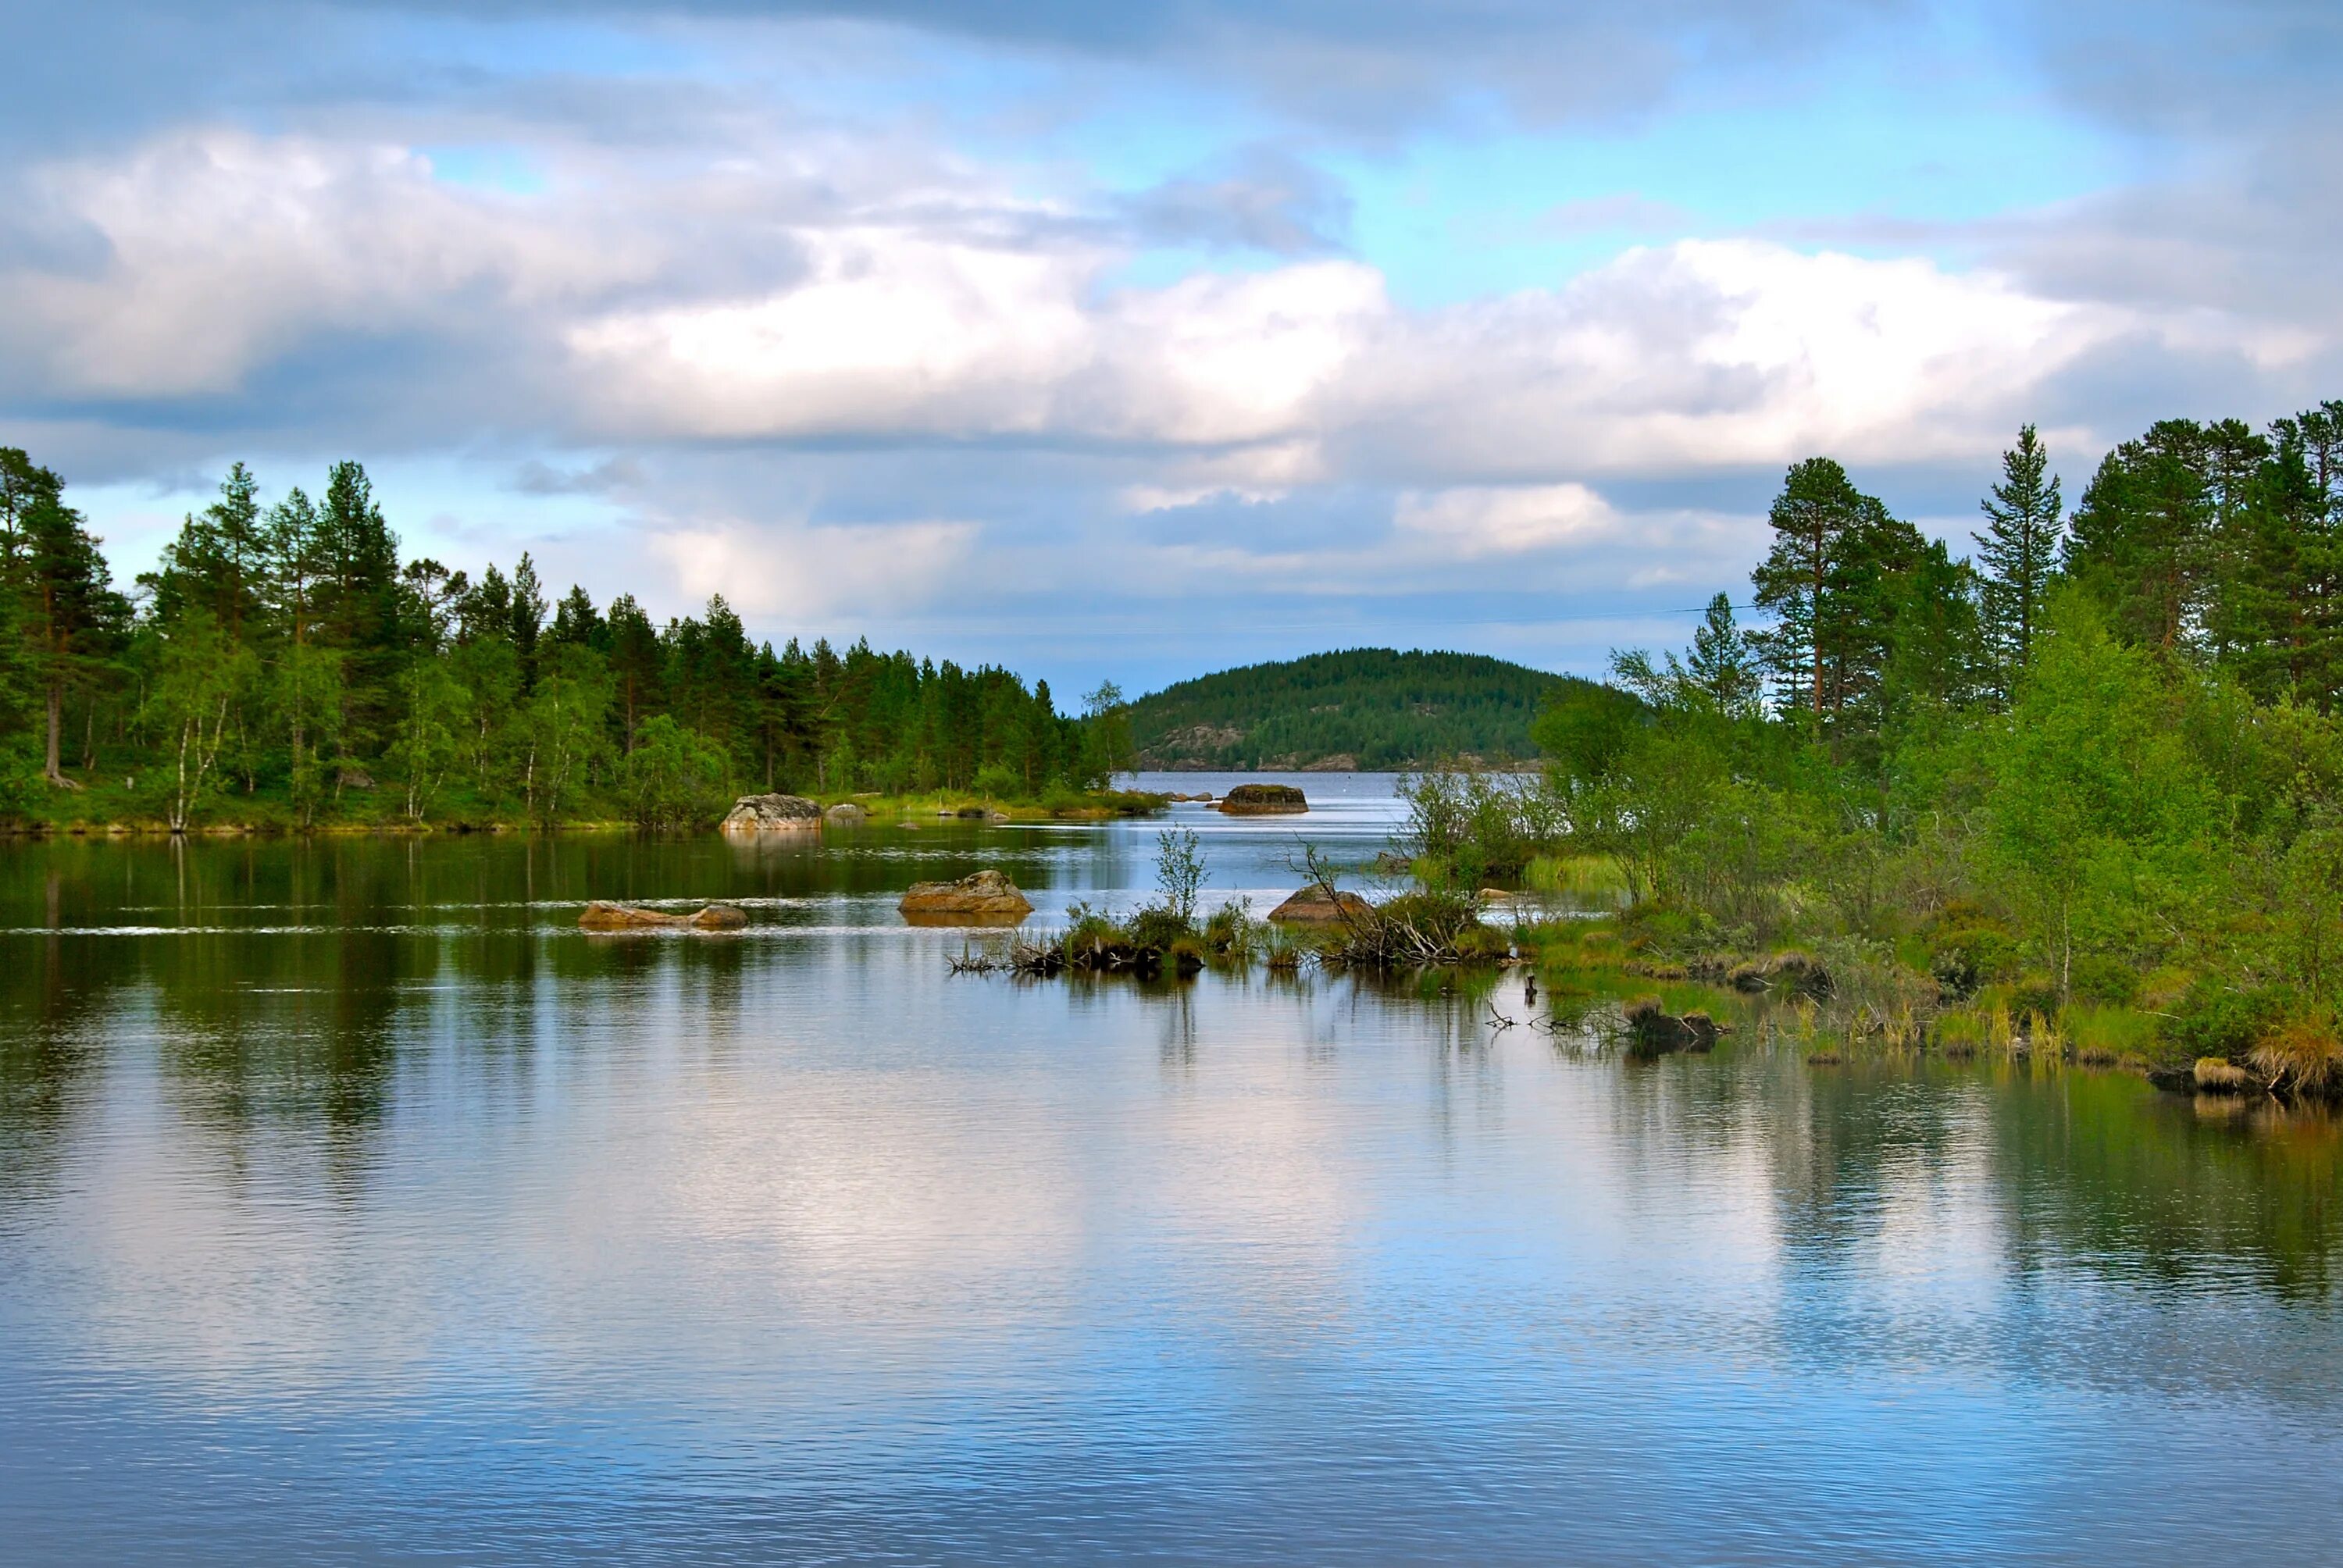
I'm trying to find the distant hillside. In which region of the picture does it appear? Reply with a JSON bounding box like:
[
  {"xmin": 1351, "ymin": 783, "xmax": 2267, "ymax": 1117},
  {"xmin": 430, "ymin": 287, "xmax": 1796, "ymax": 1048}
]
[{"xmin": 1126, "ymin": 648, "xmax": 1580, "ymax": 772}]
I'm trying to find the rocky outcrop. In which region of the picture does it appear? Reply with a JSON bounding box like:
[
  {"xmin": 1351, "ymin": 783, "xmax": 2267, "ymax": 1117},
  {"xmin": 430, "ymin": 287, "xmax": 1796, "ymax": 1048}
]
[
  {"xmin": 722, "ymin": 793, "xmax": 822, "ymax": 833},
  {"xmin": 898, "ymin": 869, "xmax": 1033, "ymax": 924},
  {"xmin": 579, "ymin": 901, "xmax": 748, "ymax": 931},
  {"xmin": 1268, "ymin": 885, "xmax": 1375, "ymax": 924},
  {"xmin": 824, "ymin": 802, "xmax": 867, "ymax": 823},
  {"xmin": 1300, "ymin": 754, "xmax": 1358, "ymax": 772},
  {"xmin": 1217, "ymin": 783, "xmax": 1307, "ymax": 814}
]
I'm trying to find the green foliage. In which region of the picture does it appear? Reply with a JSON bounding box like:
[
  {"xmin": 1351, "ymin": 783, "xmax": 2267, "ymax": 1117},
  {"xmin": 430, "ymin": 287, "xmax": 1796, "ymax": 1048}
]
[
  {"xmin": 1153, "ymin": 825, "xmax": 1205, "ymax": 926},
  {"xmin": 1126, "ymin": 647, "xmax": 1581, "ymax": 769},
  {"xmin": 1397, "ymin": 767, "xmax": 1559, "ymax": 886},
  {"xmin": 619, "ymin": 715, "xmax": 730, "ymax": 831}
]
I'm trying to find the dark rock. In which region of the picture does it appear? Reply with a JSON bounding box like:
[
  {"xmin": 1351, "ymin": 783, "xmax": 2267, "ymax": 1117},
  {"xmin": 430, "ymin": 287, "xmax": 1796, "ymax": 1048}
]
[
  {"xmin": 1624, "ymin": 996, "xmax": 1694, "ymax": 1052},
  {"xmin": 1217, "ymin": 783, "xmax": 1307, "ymax": 814}
]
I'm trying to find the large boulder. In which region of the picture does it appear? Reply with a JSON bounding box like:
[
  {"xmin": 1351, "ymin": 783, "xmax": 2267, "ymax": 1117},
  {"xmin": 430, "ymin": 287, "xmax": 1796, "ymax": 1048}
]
[
  {"xmin": 722, "ymin": 793, "xmax": 822, "ymax": 833},
  {"xmin": 1268, "ymin": 885, "xmax": 1375, "ymax": 925},
  {"xmin": 825, "ymin": 802, "xmax": 868, "ymax": 823},
  {"xmin": 898, "ymin": 869, "xmax": 1033, "ymax": 924},
  {"xmin": 1217, "ymin": 783, "xmax": 1308, "ymax": 814},
  {"xmin": 580, "ymin": 901, "xmax": 748, "ymax": 931}
]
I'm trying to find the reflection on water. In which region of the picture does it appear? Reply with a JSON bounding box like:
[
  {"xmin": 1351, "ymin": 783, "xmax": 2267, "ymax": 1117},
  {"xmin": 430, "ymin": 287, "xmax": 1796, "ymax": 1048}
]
[{"xmin": 1, "ymin": 787, "xmax": 2340, "ymax": 1564}]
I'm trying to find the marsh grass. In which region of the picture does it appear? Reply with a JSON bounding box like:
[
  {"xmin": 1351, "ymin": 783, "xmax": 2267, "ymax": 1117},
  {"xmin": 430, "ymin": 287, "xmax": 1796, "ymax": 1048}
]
[{"xmin": 1522, "ymin": 853, "xmax": 1628, "ymax": 902}]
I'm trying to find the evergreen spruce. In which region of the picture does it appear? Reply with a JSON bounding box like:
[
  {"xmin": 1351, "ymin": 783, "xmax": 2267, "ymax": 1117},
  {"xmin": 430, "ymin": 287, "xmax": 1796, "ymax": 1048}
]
[{"xmin": 1973, "ymin": 424, "xmax": 2063, "ymax": 690}]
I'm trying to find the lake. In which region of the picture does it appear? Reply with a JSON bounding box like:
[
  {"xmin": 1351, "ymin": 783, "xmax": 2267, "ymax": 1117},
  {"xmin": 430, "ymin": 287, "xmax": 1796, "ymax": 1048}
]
[{"xmin": 2, "ymin": 773, "xmax": 2339, "ymax": 1564}]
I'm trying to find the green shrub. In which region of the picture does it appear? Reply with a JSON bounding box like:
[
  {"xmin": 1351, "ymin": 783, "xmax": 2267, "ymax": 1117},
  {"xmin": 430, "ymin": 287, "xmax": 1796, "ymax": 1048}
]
[
  {"xmin": 2067, "ymin": 953, "xmax": 2141, "ymax": 1007},
  {"xmin": 2166, "ymin": 978, "xmax": 2289, "ymax": 1060},
  {"xmin": 1453, "ymin": 923, "xmax": 1514, "ymax": 963},
  {"xmin": 1203, "ymin": 899, "xmax": 1261, "ymax": 960},
  {"xmin": 2006, "ymin": 976, "xmax": 2061, "ymax": 1021},
  {"xmin": 1125, "ymin": 906, "xmax": 1193, "ymax": 953}
]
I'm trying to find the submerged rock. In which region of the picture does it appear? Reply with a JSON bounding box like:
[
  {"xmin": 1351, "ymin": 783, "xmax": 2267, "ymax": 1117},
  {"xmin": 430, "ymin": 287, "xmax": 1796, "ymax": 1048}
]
[
  {"xmin": 1268, "ymin": 885, "xmax": 1375, "ymax": 924},
  {"xmin": 899, "ymin": 869, "xmax": 1033, "ymax": 924},
  {"xmin": 579, "ymin": 901, "xmax": 748, "ymax": 931},
  {"xmin": 722, "ymin": 793, "xmax": 822, "ymax": 833},
  {"xmin": 1216, "ymin": 783, "xmax": 1308, "ymax": 815}
]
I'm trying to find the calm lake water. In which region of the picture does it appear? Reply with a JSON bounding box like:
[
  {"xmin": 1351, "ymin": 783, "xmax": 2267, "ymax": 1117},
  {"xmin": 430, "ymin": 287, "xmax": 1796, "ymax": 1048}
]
[{"xmin": 2, "ymin": 773, "xmax": 2339, "ymax": 1564}]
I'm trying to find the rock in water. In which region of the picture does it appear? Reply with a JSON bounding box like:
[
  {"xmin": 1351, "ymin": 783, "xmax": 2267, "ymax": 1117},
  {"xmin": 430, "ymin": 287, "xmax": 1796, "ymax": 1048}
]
[
  {"xmin": 1267, "ymin": 886, "xmax": 1375, "ymax": 924},
  {"xmin": 1216, "ymin": 783, "xmax": 1307, "ymax": 815},
  {"xmin": 722, "ymin": 793, "xmax": 822, "ymax": 833},
  {"xmin": 580, "ymin": 901, "xmax": 748, "ymax": 931},
  {"xmin": 898, "ymin": 869, "xmax": 1034, "ymax": 923},
  {"xmin": 824, "ymin": 802, "xmax": 867, "ymax": 823}
]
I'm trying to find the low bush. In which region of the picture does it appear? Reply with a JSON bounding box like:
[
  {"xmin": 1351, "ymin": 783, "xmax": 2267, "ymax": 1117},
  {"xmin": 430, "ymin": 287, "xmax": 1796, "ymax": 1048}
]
[{"xmin": 2165, "ymin": 978, "xmax": 2290, "ymax": 1061}]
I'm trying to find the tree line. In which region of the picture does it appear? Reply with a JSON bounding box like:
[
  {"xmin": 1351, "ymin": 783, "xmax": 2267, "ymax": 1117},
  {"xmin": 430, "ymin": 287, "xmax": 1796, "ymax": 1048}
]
[{"xmin": 0, "ymin": 451, "xmax": 1125, "ymax": 829}]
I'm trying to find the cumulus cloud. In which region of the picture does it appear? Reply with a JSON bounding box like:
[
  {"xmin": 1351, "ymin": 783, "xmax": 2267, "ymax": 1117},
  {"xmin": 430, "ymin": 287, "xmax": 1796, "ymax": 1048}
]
[
  {"xmin": 1393, "ymin": 484, "xmax": 1617, "ymax": 556},
  {"xmin": 647, "ymin": 516, "xmax": 981, "ymax": 621}
]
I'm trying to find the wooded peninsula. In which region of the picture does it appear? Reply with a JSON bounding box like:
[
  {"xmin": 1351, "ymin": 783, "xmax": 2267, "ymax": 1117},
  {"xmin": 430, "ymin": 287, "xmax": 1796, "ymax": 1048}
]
[{"xmin": 0, "ymin": 453, "xmax": 1139, "ymax": 831}]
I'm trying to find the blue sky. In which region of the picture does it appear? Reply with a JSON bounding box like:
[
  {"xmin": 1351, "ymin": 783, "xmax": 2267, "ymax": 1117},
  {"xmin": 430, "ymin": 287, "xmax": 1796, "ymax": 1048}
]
[{"xmin": 3, "ymin": 1, "xmax": 2338, "ymax": 694}]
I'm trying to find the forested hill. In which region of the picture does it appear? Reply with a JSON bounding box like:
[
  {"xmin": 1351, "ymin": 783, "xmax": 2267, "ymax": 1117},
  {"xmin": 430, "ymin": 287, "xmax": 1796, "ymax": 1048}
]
[{"xmin": 1126, "ymin": 649, "xmax": 1578, "ymax": 771}]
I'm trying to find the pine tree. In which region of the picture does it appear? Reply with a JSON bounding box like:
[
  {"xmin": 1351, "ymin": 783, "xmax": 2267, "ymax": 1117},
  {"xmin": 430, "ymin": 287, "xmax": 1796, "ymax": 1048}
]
[
  {"xmin": 2063, "ymin": 419, "xmax": 2214, "ymax": 651},
  {"xmin": 11, "ymin": 462, "xmax": 124, "ymax": 786},
  {"xmin": 1974, "ymin": 424, "xmax": 2063, "ymax": 690},
  {"xmin": 1684, "ymin": 593, "xmax": 1761, "ymax": 716},
  {"xmin": 265, "ymin": 486, "xmax": 341, "ymax": 817},
  {"xmin": 1750, "ymin": 458, "xmax": 1912, "ymax": 722},
  {"xmin": 317, "ymin": 461, "xmax": 403, "ymax": 753},
  {"xmin": 508, "ymin": 553, "xmax": 547, "ymax": 690},
  {"xmin": 605, "ymin": 594, "xmax": 662, "ymax": 752}
]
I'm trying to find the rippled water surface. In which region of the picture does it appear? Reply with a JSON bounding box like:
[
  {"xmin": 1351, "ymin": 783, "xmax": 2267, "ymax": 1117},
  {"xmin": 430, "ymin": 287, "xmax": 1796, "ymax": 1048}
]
[{"xmin": 2, "ymin": 774, "xmax": 2339, "ymax": 1564}]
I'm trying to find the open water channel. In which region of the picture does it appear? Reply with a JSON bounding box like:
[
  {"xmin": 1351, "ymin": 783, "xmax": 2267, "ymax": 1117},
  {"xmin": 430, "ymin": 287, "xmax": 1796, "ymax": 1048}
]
[{"xmin": 1, "ymin": 774, "xmax": 2338, "ymax": 1563}]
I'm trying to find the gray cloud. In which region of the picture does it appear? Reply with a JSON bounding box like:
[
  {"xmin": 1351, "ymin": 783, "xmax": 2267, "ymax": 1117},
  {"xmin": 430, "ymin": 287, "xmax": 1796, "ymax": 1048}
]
[{"xmin": 1118, "ymin": 147, "xmax": 1353, "ymax": 255}]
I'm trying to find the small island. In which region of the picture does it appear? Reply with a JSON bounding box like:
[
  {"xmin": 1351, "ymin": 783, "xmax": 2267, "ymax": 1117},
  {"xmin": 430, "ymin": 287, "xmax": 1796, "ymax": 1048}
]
[{"xmin": 1214, "ymin": 783, "xmax": 1307, "ymax": 815}]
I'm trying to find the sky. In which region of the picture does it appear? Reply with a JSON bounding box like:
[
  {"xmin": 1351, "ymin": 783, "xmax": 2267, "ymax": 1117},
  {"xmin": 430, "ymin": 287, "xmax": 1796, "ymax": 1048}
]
[{"xmin": 5, "ymin": 1, "xmax": 2340, "ymax": 697}]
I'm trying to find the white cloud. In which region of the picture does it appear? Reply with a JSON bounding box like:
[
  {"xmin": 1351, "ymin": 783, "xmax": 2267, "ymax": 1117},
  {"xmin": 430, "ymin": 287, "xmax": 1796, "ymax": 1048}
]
[
  {"xmin": 647, "ymin": 517, "xmax": 981, "ymax": 620},
  {"xmin": 6, "ymin": 129, "xmax": 651, "ymax": 397},
  {"xmin": 7, "ymin": 123, "xmax": 2293, "ymax": 493},
  {"xmin": 1393, "ymin": 483, "xmax": 1617, "ymax": 555}
]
